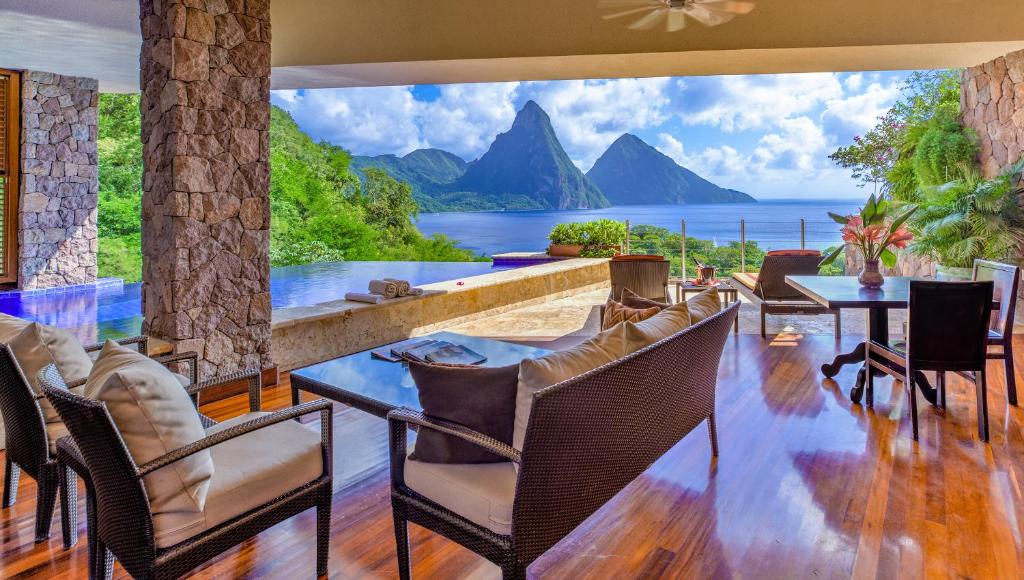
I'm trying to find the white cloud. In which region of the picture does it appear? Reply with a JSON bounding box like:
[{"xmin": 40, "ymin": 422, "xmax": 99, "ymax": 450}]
[
  {"xmin": 820, "ymin": 79, "xmax": 902, "ymax": 139},
  {"xmin": 679, "ymin": 73, "xmax": 844, "ymax": 132}
]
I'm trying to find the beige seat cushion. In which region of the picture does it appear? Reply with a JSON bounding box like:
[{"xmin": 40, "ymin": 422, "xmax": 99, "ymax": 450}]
[
  {"xmin": 731, "ymin": 272, "xmax": 758, "ymax": 291},
  {"xmin": 152, "ymin": 412, "xmax": 324, "ymax": 548},
  {"xmin": 623, "ymin": 300, "xmax": 693, "ymax": 353},
  {"xmin": 85, "ymin": 340, "xmax": 214, "ymax": 530},
  {"xmin": 513, "ymin": 323, "xmax": 627, "ymax": 451},
  {"xmin": 10, "ymin": 322, "xmax": 93, "ymax": 424},
  {"xmin": 687, "ymin": 288, "xmax": 722, "ymax": 324},
  {"xmin": 404, "ymin": 457, "xmax": 516, "ymax": 535}
]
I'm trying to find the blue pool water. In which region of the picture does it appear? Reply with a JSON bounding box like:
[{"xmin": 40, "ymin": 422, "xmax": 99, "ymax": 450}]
[{"xmin": 0, "ymin": 261, "xmax": 517, "ymax": 345}]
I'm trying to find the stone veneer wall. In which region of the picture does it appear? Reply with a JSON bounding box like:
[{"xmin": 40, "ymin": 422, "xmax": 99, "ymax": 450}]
[
  {"xmin": 843, "ymin": 246, "xmax": 936, "ymax": 278},
  {"xmin": 962, "ymin": 49, "xmax": 1024, "ymax": 179},
  {"xmin": 139, "ymin": 0, "xmax": 272, "ymax": 379},
  {"xmin": 19, "ymin": 71, "xmax": 99, "ymax": 290}
]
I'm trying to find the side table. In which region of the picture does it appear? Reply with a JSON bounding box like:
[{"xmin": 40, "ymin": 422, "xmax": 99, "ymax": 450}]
[{"xmin": 675, "ymin": 281, "xmax": 740, "ymax": 333}]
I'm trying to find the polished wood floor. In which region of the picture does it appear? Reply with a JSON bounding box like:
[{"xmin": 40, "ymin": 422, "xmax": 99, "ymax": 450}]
[{"xmin": 3, "ymin": 333, "xmax": 1024, "ymax": 578}]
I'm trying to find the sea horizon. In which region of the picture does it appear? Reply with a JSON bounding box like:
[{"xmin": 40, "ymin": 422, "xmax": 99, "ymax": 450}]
[{"xmin": 416, "ymin": 199, "xmax": 862, "ymax": 257}]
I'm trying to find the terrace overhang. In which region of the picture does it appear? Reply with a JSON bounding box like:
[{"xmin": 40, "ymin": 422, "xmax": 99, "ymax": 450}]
[{"xmin": 2, "ymin": 0, "xmax": 1024, "ymax": 91}]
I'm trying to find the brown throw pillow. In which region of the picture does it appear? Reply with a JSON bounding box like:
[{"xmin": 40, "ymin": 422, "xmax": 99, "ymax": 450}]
[
  {"xmin": 621, "ymin": 287, "xmax": 668, "ymax": 310},
  {"xmin": 602, "ymin": 298, "xmax": 661, "ymax": 331},
  {"xmin": 408, "ymin": 360, "xmax": 519, "ymax": 464}
]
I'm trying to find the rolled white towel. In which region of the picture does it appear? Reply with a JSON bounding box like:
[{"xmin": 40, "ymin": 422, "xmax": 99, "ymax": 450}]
[
  {"xmin": 368, "ymin": 279, "xmax": 399, "ymax": 299},
  {"xmin": 345, "ymin": 292, "xmax": 385, "ymax": 304},
  {"xmin": 384, "ymin": 278, "xmax": 412, "ymax": 296}
]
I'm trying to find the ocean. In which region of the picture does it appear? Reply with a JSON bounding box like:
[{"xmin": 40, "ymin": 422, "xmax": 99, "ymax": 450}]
[{"xmin": 415, "ymin": 199, "xmax": 862, "ymax": 257}]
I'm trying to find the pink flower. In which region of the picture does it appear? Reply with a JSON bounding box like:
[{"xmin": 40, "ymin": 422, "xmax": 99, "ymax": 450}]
[
  {"xmin": 862, "ymin": 225, "xmax": 886, "ymax": 242},
  {"xmin": 889, "ymin": 226, "xmax": 913, "ymax": 249},
  {"xmin": 841, "ymin": 216, "xmax": 863, "ymax": 243}
]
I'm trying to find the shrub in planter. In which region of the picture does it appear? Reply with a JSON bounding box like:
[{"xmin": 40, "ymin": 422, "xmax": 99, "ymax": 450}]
[
  {"xmin": 548, "ymin": 222, "xmax": 587, "ymax": 256},
  {"xmin": 548, "ymin": 220, "xmax": 627, "ymax": 257}
]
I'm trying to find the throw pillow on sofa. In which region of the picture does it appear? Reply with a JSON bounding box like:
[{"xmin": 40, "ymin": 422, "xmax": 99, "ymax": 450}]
[
  {"xmin": 408, "ymin": 360, "xmax": 519, "ymax": 464},
  {"xmin": 10, "ymin": 322, "xmax": 93, "ymax": 424},
  {"xmin": 0, "ymin": 313, "xmax": 30, "ymax": 344},
  {"xmin": 85, "ymin": 340, "xmax": 214, "ymax": 532},
  {"xmin": 514, "ymin": 323, "xmax": 627, "ymax": 452},
  {"xmin": 620, "ymin": 287, "xmax": 668, "ymax": 310},
  {"xmin": 602, "ymin": 298, "xmax": 661, "ymax": 331},
  {"xmin": 623, "ymin": 300, "xmax": 693, "ymax": 353},
  {"xmin": 687, "ymin": 288, "xmax": 721, "ymax": 324}
]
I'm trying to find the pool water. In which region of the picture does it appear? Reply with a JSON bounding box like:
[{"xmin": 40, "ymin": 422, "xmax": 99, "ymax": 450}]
[{"xmin": 0, "ymin": 261, "xmax": 517, "ymax": 345}]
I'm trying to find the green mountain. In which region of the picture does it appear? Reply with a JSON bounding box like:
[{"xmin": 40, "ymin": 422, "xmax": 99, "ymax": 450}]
[
  {"xmin": 351, "ymin": 149, "xmax": 467, "ymax": 211},
  {"xmin": 586, "ymin": 133, "xmax": 756, "ymax": 204},
  {"xmin": 454, "ymin": 101, "xmax": 610, "ymax": 210}
]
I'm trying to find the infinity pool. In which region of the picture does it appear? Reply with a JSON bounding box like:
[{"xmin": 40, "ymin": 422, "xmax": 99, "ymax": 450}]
[{"xmin": 0, "ymin": 261, "xmax": 518, "ymax": 344}]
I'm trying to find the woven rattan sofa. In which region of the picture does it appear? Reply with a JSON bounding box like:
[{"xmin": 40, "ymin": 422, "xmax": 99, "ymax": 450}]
[
  {"xmin": 39, "ymin": 361, "xmax": 333, "ymax": 579},
  {"xmin": 388, "ymin": 301, "xmax": 739, "ymax": 579}
]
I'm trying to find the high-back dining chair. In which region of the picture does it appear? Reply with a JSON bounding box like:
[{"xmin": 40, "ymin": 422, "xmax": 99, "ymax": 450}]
[
  {"xmin": 867, "ymin": 281, "xmax": 994, "ymax": 441},
  {"xmin": 973, "ymin": 259, "xmax": 1020, "ymax": 406}
]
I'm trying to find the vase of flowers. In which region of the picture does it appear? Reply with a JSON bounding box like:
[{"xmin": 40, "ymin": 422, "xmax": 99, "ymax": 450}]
[{"xmin": 819, "ymin": 194, "xmax": 916, "ymax": 289}]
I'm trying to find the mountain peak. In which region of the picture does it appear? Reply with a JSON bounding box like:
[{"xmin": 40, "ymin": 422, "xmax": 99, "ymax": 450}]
[
  {"xmin": 511, "ymin": 100, "xmax": 551, "ymax": 129},
  {"xmin": 588, "ymin": 133, "xmax": 755, "ymax": 205}
]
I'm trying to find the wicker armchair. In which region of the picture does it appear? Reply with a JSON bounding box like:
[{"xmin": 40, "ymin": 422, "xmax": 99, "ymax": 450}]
[
  {"xmin": 388, "ymin": 301, "xmax": 739, "ymax": 579},
  {"xmin": 40, "ymin": 364, "xmax": 333, "ymax": 579},
  {"xmin": 608, "ymin": 258, "xmax": 671, "ymax": 304},
  {"xmin": 0, "ymin": 334, "xmax": 164, "ymax": 547},
  {"xmin": 731, "ymin": 251, "xmax": 840, "ymax": 338}
]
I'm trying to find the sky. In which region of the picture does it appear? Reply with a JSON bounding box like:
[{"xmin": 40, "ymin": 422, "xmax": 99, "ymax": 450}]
[{"xmin": 271, "ymin": 70, "xmax": 914, "ymax": 201}]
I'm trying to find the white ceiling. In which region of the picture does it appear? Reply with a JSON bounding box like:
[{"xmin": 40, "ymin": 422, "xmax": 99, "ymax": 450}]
[{"xmin": 2, "ymin": 0, "xmax": 1024, "ymax": 92}]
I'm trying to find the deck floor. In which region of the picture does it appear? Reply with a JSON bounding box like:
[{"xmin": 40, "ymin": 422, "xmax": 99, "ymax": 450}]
[{"xmin": 3, "ymin": 332, "xmax": 1024, "ymax": 578}]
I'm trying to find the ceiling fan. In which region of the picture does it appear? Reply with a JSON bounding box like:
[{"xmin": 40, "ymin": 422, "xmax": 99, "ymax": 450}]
[{"xmin": 599, "ymin": 0, "xmax": 756, "ymax": 32}]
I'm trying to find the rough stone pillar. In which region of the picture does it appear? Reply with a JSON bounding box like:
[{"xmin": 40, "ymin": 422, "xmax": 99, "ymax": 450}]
[
  {"xmin": 19, "ymin": 71, "xmax": 99, "ymax": 290},
  {"xmin": 139, "ymin": 0, "xmax": 272, "ymax": 379},
  {"xmin": 961, "ymin": 49, "xmax": 1024, "ymax": 179}
]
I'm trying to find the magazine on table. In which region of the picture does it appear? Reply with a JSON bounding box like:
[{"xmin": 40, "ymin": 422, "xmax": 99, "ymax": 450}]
[{"xmin": 371, "ymin": 338, "xmax": 487, "ymax": 366}]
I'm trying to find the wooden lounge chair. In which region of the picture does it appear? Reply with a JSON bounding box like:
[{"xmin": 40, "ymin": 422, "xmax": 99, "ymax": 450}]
[{"xmin": 731, "ymin": 250, "xmax": 840, "ymax": 339}]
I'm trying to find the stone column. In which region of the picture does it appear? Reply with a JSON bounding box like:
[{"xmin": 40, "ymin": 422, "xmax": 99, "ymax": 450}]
[
  {"xmin": 139, "ymin": 0, "xmax": 272, "ymax": 379},
  {"xmin": 19, "ymin": 71, "xmax": 99, "ymax": 290},
  {"xmin": 961, "ymin": 49, "xmax": 1024, "ymax": 179}
]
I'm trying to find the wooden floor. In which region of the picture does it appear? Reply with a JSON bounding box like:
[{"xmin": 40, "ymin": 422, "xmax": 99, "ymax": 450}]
[{"xmin": 3, "ymin": 333, "xmax": 1024, "ymax": 578}]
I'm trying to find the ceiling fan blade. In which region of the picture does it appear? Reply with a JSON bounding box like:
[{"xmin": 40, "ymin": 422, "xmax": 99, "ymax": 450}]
[
  {"xmin": 684, "ymin": 4, "xmax": 732, "ymax": 26},
  {"xmin": 628, "ymin": 8, "xmax": 669, "ymax": 30},
  {"xmin": 692, "ymin": 0, "xmax": 756, "ymax": 14},
  {"xmin": 597, "ymin": 0, "xmax": 662, "ymax": 10},
  {"xmin": 602, "ymin": 6, "xmax": 661, "ymax": 20},
  {"xmin": 666, "ymin": 10, "xmax": 688, "ymax": 32}
]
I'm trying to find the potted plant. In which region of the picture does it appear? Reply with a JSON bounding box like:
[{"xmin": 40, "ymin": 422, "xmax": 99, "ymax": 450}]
[
  {"xmin": 548, "ymin": 222, "xmax": 587, "ymax": 257},
  {"xmin": 908, "ymin": 160, "xmax": 1024, "ymax": 279},
  {"xmin": 820, "ymin": 194, "xmax": 916, "ymax": 288}
]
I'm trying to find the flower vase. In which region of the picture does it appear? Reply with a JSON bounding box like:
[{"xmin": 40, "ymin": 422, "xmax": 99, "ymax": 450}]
[{"xmin": 858, "ymin": 259, "xmax": 884, "ymax": 289}]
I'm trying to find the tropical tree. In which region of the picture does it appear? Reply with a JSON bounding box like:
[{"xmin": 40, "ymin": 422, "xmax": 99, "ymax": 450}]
[{"xmin": 908, "ymin": 160, "xmax": 1024, "ymax": 268}]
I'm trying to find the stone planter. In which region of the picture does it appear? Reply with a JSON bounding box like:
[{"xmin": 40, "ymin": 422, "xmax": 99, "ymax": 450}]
[
  {"xmin": 936, "ymin": 264, "xmax": 972, "ymax": 280},
  {"xmin": 548, "ymin": 244, "xmax": 583, "ymax": 257}
]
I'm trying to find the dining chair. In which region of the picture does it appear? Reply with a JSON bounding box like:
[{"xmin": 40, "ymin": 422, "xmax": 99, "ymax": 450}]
[
  {"xmin": 866, "ymin": 280, "xmax": 994, "ymax": 441},
  {"xmin": 973, "ymin": 259, "xmax": 1020, "ymax": 406}
]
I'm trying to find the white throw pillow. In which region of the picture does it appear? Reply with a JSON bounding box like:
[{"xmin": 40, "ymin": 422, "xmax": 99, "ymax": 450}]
[
  {"xmin": 513, "ymin": 323, "xmax": 627, "ymax": 452},
  {"xmin": 9, "ymin": 322, "xmax": 93, "ymax": 424},
  {"xmin": 85, "ymin": 340, "xmax": 213, "ymax": 527},
  {"xmin": 623, "ymin": 300, "xmax": 693, "ymax": 354},
  {"xmin": 0, "ymin": 313, "xmax": 30, "ymax": 344}
]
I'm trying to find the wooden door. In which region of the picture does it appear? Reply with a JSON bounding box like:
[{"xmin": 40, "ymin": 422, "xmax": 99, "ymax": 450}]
[{"xmin": 0, "ymin": 69, "xmax": 19, "ymax": 284}]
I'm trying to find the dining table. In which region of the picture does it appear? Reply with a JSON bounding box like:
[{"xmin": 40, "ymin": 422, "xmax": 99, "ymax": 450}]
[{"xmin": 784, "ymin": 275, "xmax": 940, "ymax": 405}]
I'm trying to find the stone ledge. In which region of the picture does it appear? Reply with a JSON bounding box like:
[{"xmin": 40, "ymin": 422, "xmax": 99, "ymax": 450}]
[{"xmin": 271, "ymin": 258, "xmax": 610, "ymax": 371}]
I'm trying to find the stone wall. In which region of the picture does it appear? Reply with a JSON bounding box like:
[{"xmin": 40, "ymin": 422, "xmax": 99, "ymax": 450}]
[
  {"xmin": 19, "ymin": 71, "xmax": 98, "ymax": 290},
  {"xmin": 962, "ymin": 49, "xmax": 1024, "ymax": 179},
  {"xmin": 139, "ymin": 0, "xmax": 272, "ymax": 379}
]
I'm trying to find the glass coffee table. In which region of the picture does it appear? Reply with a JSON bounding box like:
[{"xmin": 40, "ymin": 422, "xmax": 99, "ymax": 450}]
[{"xmin": 290, "ymin": 331, "xmax": 551, "ymax": 418}]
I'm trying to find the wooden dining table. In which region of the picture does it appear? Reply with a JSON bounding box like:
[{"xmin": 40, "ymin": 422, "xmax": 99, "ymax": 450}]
[{"xmin": 785, "ymin": 275, "xmax": 940, "ymax": 405}]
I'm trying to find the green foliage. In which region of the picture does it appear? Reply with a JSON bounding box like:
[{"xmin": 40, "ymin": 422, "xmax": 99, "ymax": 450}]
[
  {"xmin": 627, "ymin": 224, "xmax": 770, "ymax": 278},
  {"xmin": 829, "ymin": 70, "xmax": 977, "ymax": 202},
  {"xmin": 96, "ymin": 99, "xmax": 480, "ymax": 283},
  {"xmin": 548, "ymin": 220, "xmax": 627, "ymax": 256},
  {"xmin": 909, "ymin": 161, "xmax": 1024, "ymax": 268}
]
